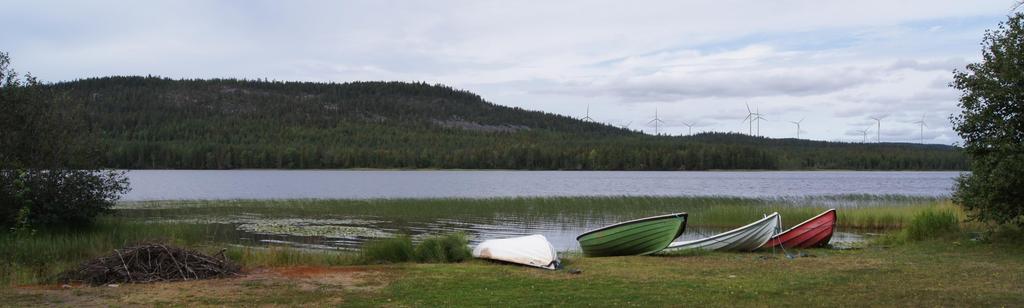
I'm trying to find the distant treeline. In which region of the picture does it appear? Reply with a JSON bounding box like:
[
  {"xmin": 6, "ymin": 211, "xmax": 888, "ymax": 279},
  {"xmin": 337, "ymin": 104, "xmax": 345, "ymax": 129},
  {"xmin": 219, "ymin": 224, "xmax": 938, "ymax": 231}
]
[{"xmin": 45, "ymin": 76, "xmax": 966, "ymax": 170}]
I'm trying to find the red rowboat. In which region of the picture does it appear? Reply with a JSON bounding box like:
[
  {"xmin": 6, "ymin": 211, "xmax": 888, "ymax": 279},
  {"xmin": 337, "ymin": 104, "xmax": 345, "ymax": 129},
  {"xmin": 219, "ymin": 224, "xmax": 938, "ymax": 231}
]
[{"xmin": 762, "ymin": 209, "xmax": 836, "ymax": 249}]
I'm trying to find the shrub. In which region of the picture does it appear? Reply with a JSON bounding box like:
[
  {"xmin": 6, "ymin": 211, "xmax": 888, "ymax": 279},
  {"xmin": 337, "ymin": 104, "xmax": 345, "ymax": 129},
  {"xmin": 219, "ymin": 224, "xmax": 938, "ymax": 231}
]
[
  {"xmin": 903, "ymin": 210, "xmax": 959, "ymax": 241},
  {"xmin": 361, "ymin": 235, "xmax": 414, "ymax": 263},
  {"xmin": 361, "ymin": 233, "xmax": 470, "ymax": 264},
  {"xmin": 1, "ymin": 170, "xmax": 130, "ymax": 229},
  {"xmin": 413, "ymin": 233, "xmax": 471, "ymax": 263}
]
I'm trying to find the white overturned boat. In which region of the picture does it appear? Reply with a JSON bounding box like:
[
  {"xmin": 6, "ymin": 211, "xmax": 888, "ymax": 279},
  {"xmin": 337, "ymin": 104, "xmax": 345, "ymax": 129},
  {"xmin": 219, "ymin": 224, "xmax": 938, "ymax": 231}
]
[
  {"xmin": 665, "ymin": 212, "xmax": 781, "ymax": 252},
  {"xmin": 472, "ymin": 234, "xmax": 560, "ymax": 270}
]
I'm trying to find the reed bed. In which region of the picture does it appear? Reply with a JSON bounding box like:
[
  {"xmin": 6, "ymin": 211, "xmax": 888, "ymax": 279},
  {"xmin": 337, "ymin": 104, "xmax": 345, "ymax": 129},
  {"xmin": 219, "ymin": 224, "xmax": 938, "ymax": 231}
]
[{"xmin": 116, "ymin": 195, "xmax": 955, "ymax": 230}]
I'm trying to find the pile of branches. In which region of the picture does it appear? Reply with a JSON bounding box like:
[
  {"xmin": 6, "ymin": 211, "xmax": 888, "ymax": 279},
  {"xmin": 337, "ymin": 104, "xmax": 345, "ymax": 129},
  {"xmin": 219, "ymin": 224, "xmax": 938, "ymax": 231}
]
[{"xmin": 61, "ymin": 243, "xmax": 240, "ymax": 285}]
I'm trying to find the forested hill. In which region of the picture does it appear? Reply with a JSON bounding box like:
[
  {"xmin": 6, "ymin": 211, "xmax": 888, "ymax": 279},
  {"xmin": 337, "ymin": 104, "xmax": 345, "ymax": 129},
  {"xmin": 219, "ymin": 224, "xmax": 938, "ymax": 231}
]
[{"xmin": 48, "ymin": 76, "xmax": 966, "ymax": 170}]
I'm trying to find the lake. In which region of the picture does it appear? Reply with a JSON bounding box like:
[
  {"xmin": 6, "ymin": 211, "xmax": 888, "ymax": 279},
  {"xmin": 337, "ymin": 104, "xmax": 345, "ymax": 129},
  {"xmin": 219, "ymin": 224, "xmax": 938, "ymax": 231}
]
[{"xmin": 123, "ymin": 170, "xmax": 962, "ymax": 201}]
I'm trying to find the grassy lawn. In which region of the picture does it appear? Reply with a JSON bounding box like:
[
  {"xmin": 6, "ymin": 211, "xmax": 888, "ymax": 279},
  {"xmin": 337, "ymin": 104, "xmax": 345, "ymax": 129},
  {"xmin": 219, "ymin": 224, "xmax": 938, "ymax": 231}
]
[{"xmin": 2, "ymin": 239, "xmax": 1022, "ymax": 307}]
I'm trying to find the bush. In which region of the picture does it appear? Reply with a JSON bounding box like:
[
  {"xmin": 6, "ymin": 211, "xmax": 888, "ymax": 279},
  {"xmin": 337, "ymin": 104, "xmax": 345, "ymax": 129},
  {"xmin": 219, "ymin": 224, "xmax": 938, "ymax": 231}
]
[
  {"xmin": 414, "ymin": 233, "xmax": 471, "ymax": 263},
  {"xmin": 903, "ymin": 210, "xmax": 960, "ymax": 241},
  {"xmin": 361, "ymin": 235, "xmax": 414, "ymax": 263},
  {"xmin": 1, "ymin": 170, "xmax": 130, "ymax": 229},
  {"xmin": 361, "ymin": 233, "xmax": 471, "ymax": 264}
]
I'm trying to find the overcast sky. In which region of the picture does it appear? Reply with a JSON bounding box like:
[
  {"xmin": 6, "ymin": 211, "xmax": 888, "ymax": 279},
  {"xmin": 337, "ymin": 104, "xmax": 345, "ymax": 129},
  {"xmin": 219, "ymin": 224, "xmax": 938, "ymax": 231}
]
[{"xmin": 4, "ymin": 1, "xmax": 1020, "ymax": 144}]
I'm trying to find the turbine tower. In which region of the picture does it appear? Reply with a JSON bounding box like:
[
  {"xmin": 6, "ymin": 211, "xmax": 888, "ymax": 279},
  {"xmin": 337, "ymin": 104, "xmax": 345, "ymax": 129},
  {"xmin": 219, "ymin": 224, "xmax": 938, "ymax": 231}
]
[
  {"xmin": 869, "ymin": 115, "xmax": 886, "ymax": 143},
  {"xmin": 648, "ymin": 109, "xmax": 666, "ymax": 135},
  {"xmin": 581, "ymin": 105, "xmax": 594, "ymax": 122},
  {"xmin": 789, "ymin": 118, "xmax": 805, "ymax": 139},
  {"xmin": 742, "ymin": 103, "xmax": 756, "ymax": 135},
  {"xmin": 857, "ymin": 127, "xmax": 872, "ymax": 143},
  {"xmin": 913, "ymin": 114, "xmax": 928, "ymax": 144},
  {"xmin": 681, "ymin": 121, "xmax": 695, "ymax": 136},
  {"xmin": 753, "ymin": 107, "xmax": 766, "ymax": 136}
]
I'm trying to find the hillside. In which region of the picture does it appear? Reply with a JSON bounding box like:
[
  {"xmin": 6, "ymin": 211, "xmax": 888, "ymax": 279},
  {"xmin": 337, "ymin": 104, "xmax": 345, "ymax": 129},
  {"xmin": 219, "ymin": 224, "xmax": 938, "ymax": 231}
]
[{"xmin": 47, "ymin": 76, "xmax": 966, "ymax": 170}]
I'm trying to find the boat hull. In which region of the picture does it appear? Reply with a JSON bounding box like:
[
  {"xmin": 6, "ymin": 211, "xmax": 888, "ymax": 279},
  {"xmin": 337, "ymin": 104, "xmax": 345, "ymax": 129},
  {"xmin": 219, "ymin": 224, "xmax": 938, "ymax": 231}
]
[
  {"xmin": 576, "ymin": 213, "xmax": 688, "ymax": 257},
  {"xmin": 473, "ymin": 234, "xmax": 560, "ymax": 270},
  {"xmin": 762, "ymin": 209, "xmax": 836, "ymax": 249},
  {"xmin": 666, "ymin": 212, "xmax": 781, "ymax": 252}
]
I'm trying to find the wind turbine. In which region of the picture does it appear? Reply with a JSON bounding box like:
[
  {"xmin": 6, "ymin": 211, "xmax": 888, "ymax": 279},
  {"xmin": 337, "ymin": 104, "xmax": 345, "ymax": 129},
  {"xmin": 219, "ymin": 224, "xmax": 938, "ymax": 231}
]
[
  {"xmin": 789, "ymin": 118, "xmax": 805, "ymax": 139},
  {"xmin": 648, "ymin": 109, "xmax": 666, "ymax": 135},
  {"xmin": 857, "ymin": 127, "xmax": 872, "ymax": 143},
  {"xmin": 619, "ymin": 121, "xmax": 632, "ymax": 130},
  {"xmin": 742, "ymin": 103, "xmax": 756, "ymax": 135},
  {"xmin": 913, "ymin": 114, "xmax": 928, "ymax": 144},
  {"xmin": 681, "ymin": 121, "xmax": 695, "ymax": 136},
  {"xmin": 753, "ymin": 107, "xmax": 766, "ymax": 136},
  {"xmin": 869, "ymin": 115, "xmax": 886, "ymax": 143},
  {"xmin": 581, "ymin": 105, "xmax": 595, "ymax": 122}
]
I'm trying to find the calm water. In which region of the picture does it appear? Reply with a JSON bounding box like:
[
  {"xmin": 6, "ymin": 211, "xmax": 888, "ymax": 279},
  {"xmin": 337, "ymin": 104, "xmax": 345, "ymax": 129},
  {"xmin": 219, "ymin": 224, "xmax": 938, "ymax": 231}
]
[{"xmin": 124, "ymin": 170, "xmax": 961, "ymax": 201}]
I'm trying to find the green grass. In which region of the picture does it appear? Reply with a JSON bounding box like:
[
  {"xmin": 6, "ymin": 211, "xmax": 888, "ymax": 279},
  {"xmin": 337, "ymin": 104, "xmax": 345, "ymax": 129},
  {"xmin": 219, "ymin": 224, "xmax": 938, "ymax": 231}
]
[
  {"xmin": 3, "ymin": 195, "xmax": 1021, "ymax": 306},
  {"xmin": 0, "ymin": 219, "xmax": 363, "ymax": 286},
  {"xmin": 5, "ymin": 238, "xmax": 1020, "ymax": 306},
  {"xmin": 344, "ymin": 239, "xmax": 1024, "ymax": 307},
  {"xmin": 224, "ymin": 246, "xmax": 360, "ymax": 268},
  {"xmin": 0, "ymin": 196, "xmax": 972, "ymax": 287},
  {"xmin": 904, "ymin": 209, "xmax": 960, "ymax": 240},
  {"xmin": 0, "ymin": 219, "xmax": 227, "ymax": 286},
  {"xmin": 361, "ymin": 236, "xmax": 415, "ymax": 263},
  {"xmin": 362, "ymin": 233, "xmax": 472, "ymax": 264},
  {"xmin": 413, "ymin": 233, "xmax": 472, "ymax": 263}
]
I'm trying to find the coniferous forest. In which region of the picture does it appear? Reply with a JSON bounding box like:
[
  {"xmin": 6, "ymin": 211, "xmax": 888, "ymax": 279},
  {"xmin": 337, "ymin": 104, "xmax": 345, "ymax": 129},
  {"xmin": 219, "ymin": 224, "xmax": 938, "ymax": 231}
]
[{"xmin": 48, "ymin": 76, "xmax": 966, "ymax": 170}]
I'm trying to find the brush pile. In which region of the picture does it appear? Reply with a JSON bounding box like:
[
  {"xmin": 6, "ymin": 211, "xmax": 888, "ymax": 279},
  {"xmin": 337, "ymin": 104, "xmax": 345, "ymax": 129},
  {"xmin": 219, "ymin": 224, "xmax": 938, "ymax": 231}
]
[{"xmin": 61, "ymin": 243, "xmax": 240, "ymax": 285}]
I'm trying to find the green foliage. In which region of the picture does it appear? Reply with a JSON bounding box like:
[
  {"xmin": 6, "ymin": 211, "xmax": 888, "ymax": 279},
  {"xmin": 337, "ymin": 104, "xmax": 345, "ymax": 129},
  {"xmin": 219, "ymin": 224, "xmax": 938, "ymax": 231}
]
[
  {"xmin": 362, "ymin": 233, "xmax": 470, "ymax": 264},
  {"xmin": 413, "ymin": 233, "xmax": 471, "ymax": 263},
  {"xmin": 0, "ymin": 52, "xmax": 131, "ymax": 229},
  {"xmin": 951, "ymin": 13, "xmax": 1024, "ymax": 228},
  {"xmin": 903, "ymin": 210, "xmax": 959, "ymax": 241},
  {"xmin": 36, "ymin": 76, "xmax": 965, "ymax": 171},
  {"xmin": 361, "ymin": 235, "xmax": 415, "ymax": 263},
  {"xmin": 2, "ymin": 170, "xmax": 130, "ymax": 229}
]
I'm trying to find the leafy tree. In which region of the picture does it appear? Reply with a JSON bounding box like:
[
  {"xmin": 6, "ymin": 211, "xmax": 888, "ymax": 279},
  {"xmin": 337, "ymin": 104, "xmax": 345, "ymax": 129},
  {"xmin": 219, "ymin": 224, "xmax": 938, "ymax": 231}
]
[
  {"xmin": 0, "ymin": 52, "xmax": 130, "ymax": 230},
  {"xmin": 951, "ymin": 13, "xmax": 1024, "ymax": 227}
]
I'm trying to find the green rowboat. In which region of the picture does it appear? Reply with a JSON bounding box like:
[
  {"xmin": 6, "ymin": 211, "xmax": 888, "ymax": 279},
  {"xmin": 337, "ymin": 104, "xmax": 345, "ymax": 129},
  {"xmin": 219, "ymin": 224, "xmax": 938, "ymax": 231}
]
[{"xmin": 576, "ymin": 213, "xmax": 688, "ymax": 257}]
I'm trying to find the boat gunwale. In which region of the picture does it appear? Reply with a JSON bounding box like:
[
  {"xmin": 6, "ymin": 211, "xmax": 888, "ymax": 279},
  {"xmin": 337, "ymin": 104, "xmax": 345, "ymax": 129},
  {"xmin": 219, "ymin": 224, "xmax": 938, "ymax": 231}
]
[
  {"xmin": 774, "ymin": 209, "xmax": 836, "ymax": 237},
  {"xmin": 576, "ymin": 212, "xmax": 688, "ymax": 241}
]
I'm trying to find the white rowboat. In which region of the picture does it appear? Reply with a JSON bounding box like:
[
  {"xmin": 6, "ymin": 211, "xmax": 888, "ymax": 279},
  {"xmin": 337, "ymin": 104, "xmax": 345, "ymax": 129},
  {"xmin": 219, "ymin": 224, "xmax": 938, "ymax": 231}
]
[
  {"xmin": 472, "ymin": 235, "xmax": 560, "ymax": 270},
  {"xmin": 665, "ymin": 212, "xmax": 781, "ymax": 252}
]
